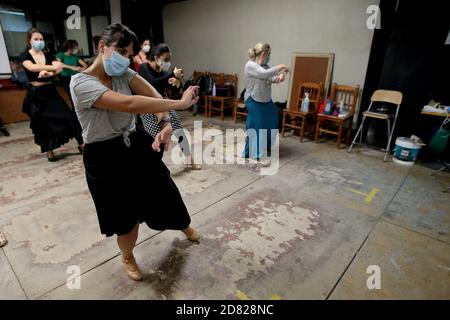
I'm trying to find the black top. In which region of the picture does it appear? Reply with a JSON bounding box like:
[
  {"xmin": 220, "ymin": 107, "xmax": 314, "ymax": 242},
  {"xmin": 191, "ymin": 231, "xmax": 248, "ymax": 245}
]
[
  {"xmin": 138, "ymin": 63, "xmax": 174, "ymax": 97},
  {"xmin": 19, "ymin": 50, "xmax": 55, "ymax": 83}
]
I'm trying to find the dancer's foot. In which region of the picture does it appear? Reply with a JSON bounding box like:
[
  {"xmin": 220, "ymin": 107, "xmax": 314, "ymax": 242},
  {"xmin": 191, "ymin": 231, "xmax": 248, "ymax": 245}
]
[
  {"xmin": 186, "ymin": 163, "xmax": 202, "ymax": 170},
  {"xmin": 182, "ymin": 226, "xmax": 200, "ymax": 242},
  {"xmin": 121, "ymin": 256, "xmax": 143, "ymax": 281},
  {"xmin": 185, "ymin": 156, "xmax": 202, "ymax": 170},
  {"xmin": 259, "ymin": 158, "xmax": 271, "ymax": 166},
  {"xmin": 47, "ymin": 151, "xmax": 56, "ymax": 162}
]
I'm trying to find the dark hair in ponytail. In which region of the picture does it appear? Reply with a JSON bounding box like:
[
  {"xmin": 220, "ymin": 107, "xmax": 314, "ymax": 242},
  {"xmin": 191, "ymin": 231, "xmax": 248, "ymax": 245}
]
[
  {"xmin": 100, "ymin": 23, "xmax": 139, "ymax": 55},
  {"xmin": 149, "ymin": 43, "xmax": 171, "ymax": 62}
]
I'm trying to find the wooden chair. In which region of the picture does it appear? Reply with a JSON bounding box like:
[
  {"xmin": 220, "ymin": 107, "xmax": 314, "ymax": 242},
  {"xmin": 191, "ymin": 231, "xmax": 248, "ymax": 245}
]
[
  {"xmin": 233, "ymin": 98, "xmax": 247, "ymax": 122},
  {"xmin": 208, "ymin": 73, "xmax": 237, "ymax": 120},
  {"xmin": 192, "ymin": 70, "xmax": 208, "ymax": 114},
  {"xmin": 281, "ymin": 82, "xmax": 323, "ymax": 142},
  {"xmin": 315, "ymin": 83, "xmax": 360, "ymax": 148},
  {"xmin": 348, "ymin": 89, "xmax": 403, "ymax": 162},
  {"xmin": 203, "ymin": 72, "xmax": 222, "ymax": 117},
  {"xmin": 193, "ymin": 70, "xmax": 207, "ymax": 83}
]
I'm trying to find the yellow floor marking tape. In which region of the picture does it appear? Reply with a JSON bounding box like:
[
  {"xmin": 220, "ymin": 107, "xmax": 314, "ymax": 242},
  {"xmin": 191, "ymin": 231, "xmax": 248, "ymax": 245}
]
[{"xmin": 348, "ymin": 188, "xmax": 380, "ymax": 204}]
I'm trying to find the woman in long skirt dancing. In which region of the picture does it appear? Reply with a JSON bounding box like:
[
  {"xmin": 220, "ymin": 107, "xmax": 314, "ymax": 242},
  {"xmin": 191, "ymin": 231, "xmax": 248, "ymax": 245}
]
[
  {"xmin": 70, "ymin": 23, "xmax": 200, "ymax": 281},
  {"xmin": 20, "ymin": 28, "xmax": 84, "ymax": 161},
  {"xmin": 243, "ymin": 43, "xmax": 288, "ymax": 164}
]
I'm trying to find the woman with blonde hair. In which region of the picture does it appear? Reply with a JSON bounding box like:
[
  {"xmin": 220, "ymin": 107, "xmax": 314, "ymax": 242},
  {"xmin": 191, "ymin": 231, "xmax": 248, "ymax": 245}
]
[{"xmin": 243, "ymin": 43, "xmax": 288, "ymax": 163}]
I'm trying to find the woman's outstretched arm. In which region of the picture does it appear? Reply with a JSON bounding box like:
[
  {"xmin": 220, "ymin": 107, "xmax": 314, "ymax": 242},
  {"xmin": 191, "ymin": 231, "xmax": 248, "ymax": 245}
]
[{"xmin": 93, "ymin": 85, "xmax": 199, "ymax": 114}]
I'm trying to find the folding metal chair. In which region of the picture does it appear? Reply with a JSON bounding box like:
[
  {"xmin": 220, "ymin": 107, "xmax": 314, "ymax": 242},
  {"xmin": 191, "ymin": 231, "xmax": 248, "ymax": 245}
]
[{"xmin": 348, "ymin": 90, "xmax": 403, "ymax": 162}]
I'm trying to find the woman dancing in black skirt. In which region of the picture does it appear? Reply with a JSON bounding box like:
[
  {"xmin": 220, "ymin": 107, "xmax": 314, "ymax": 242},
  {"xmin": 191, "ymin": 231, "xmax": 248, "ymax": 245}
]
[
  {"xmin": 70, "ymin": 23, "xmax": 200, "ymax": 281},
  {"xmin": 19, "ymin": 28, "xmax": 84, "ymax": 161}
]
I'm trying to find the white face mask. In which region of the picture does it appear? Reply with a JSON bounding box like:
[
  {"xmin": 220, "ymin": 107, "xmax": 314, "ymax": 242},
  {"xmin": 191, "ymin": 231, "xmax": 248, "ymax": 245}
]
[
  {"xmin": 161, "ymin": 61, "xmax": 171, "ymax": 72},
  {"xmin": 72, "ymin": 48, "xmax": 78, "ymax": 55},
  {"xmin": 157, "ymin": 58, "xmax": 171, "ymax": 72},
  {"xmin": 142, "ymin": 44, "xmax": 150, "ymax": 53}
]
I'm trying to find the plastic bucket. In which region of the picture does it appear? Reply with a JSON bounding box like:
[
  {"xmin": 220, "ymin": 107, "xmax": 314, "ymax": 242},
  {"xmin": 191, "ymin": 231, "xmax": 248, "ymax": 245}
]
[{"xmin": 393, "ymin": 137, "xmax": 422, "ymax": 165}]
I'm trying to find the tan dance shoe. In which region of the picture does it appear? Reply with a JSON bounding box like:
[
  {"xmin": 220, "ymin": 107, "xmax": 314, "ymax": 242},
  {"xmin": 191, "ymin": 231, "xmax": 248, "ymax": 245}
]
[
  {"xmin": 121, "ymin": 256, "xmax": 143, "ymax": 281},
  {"xmin": 182, "ymin": 226, "xmax": 200, "ymax": 242},
  {"xmin": 186, "ymin": 163, "xmax": 202, "ymax": 170}
]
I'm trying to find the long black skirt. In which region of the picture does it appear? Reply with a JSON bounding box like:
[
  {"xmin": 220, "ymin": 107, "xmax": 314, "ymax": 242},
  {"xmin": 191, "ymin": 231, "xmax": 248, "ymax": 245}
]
[
  {"xmin": 83, "ymin": 128, "xmax": 191, "ymax": 237},
  {"xmin": 23, "ymin": 83, "xmax": 83, "ymax": 153}
]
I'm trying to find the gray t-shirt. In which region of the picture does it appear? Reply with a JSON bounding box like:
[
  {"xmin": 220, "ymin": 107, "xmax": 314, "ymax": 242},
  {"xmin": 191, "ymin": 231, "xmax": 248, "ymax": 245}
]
[
  {"xmin": 70, "ymin": 68, "xmax": 137, "ymax": 144},
  {"xmin": 244, "ymin": 60, "xmax": 281, "ymax": 103}
]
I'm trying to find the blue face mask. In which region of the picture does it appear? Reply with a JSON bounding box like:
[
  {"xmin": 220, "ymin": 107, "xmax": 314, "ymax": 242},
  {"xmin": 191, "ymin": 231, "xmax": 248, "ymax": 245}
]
[
  {"xmin": 31, "ymin": 40, "xmax": 45, "ymax": 51},
  {"xmin": 103, "ymin": 50, "xmax": 130, "ymax": 76}
]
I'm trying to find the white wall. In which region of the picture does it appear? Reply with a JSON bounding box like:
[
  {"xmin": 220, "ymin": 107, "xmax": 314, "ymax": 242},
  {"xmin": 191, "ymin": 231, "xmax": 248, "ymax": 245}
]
[{"xmin": 163, "ymin": 0, "xmax": 378, "ymax": 106}]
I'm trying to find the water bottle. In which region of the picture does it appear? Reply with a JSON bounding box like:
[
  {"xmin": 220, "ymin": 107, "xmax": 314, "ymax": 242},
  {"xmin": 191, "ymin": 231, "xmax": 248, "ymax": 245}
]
[
  {"xmin": 339, "ymin": 99, "xmax": 345, "ymax": 116},
  {"xmin": 212, "ymin": 83, "xmax": 216, "ymax": 97},
  {"xmin": 324, "ymin": 98, "xmax": 333, "ymax": 115},
  {"xmin": 301, "ymin": 93, "xmax": 310, "ymax": 112}
]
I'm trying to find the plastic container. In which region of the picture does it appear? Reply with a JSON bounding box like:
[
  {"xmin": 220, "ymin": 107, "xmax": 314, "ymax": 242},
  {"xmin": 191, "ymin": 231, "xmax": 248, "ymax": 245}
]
[
  {"xmin": 393, "ymin": 137, "xmax": 423, "ymax": 165},
  {"xmin": 324, "ymin": 98, "xmax": 333, "ymax": 115},
  {"xmin": 301, "ymin": 93, "xmax": 310, "ymax": 112}
]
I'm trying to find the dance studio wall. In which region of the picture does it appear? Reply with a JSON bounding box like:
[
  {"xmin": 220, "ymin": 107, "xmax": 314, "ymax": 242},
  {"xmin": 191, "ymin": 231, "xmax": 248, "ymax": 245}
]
[{"xmin": 163, "ymin": 0, "xmax": 377, "ymax": 105}]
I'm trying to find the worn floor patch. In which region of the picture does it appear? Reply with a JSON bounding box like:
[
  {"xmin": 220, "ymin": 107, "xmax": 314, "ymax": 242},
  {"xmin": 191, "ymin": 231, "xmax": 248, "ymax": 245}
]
[
  {"xmin": 306, "ymin": 165, "xmax": 363, "ymax": 185},
  {"xmin": 3, "ymin": 190, "xmax": 104, "ymax": 264},
  {"xmin": 173, "ymin": 168, "xmax": 227, "ymax": 197},
  {"xmin": 204, "ymin": 193, "xmax": 319, "ymax": 284}
]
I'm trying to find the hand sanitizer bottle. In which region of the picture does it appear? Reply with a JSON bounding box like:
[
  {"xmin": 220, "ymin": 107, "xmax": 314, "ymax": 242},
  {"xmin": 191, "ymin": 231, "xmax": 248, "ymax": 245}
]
[
  {"xmin": 339, "ymin": 99, "xmax": 345, "ymax": 116},
  {"xmin": 325, "ymin": 98, "xmax": 333, "ymax": 115},
  {"xmin": 301, "ymin": 93, "xmax": 310, "ymax": 112}
]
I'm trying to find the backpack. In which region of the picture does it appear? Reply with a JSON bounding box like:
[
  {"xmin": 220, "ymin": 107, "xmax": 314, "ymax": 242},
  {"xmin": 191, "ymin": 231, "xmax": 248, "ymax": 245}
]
[
  {"xmin": 182, "ymin": 75, "xmax": 195, "ymax": 92},
  {"xmin": 196, "ymin": 75, "xmax": 213, "ymax": 96}
]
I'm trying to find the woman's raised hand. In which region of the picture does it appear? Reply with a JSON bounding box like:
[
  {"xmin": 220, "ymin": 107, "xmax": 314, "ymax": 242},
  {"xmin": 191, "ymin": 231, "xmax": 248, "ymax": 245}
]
[
  {"xmin": 278, "ymin": 64, "xmax": 289, "ymax": 72},
  {"xmin": 274, "ymin": 73, "xmax": 286, "ymax": 84},
  {"xmin": 38, "ymin": 70, "xmax": 52, "ymax": 78},
  {"xmin": 180, "ymin": 86, "xmax": 200, "ymax": 109},
  {"xmin": 168, "ymin": 77, "xmax": 181, "ymax": 88},
  {"xmin": 174, "ymin": 67, "xmax": 183, "ymax": 79}
]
